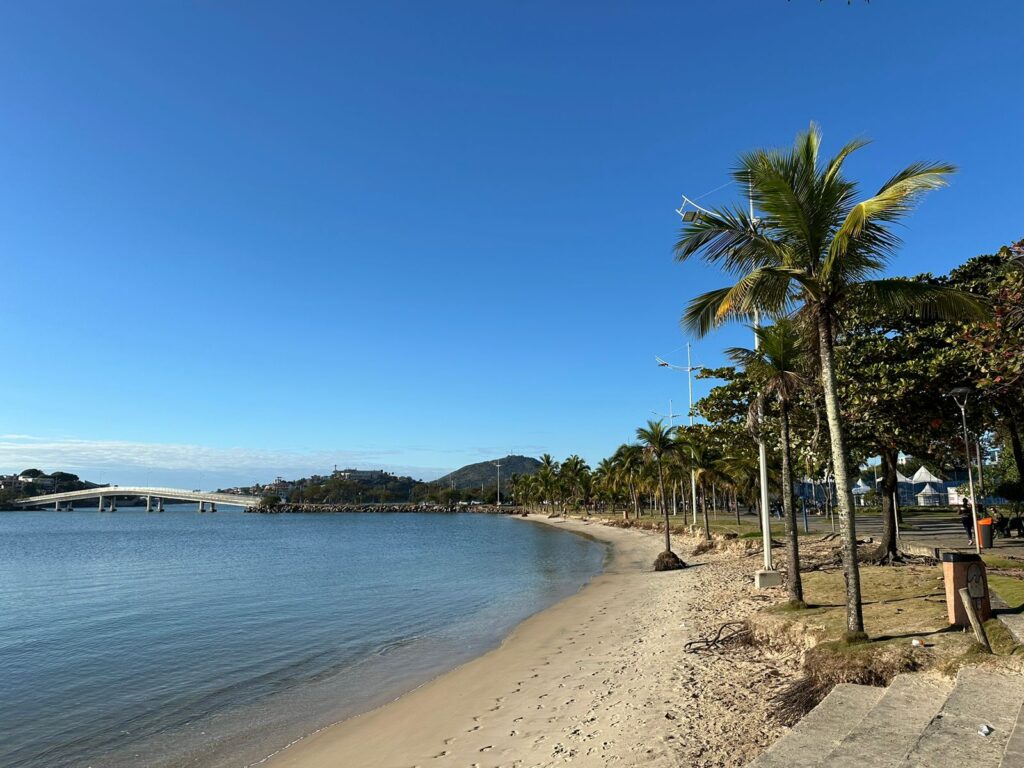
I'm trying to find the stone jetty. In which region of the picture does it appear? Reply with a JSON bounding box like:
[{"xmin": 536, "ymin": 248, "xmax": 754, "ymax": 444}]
[{"xmin": 247, "ymin": 502, "xmax": 512, "ymax": 515}]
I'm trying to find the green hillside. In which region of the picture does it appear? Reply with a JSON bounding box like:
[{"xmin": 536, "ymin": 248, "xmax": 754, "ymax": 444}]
[{"xmin": 434, "ymin": 455, "xmax": 541, "ymax": 492}]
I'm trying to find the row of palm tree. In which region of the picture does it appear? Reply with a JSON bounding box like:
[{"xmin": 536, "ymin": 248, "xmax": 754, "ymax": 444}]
[{"xmin": 509, "ymin": 425, "xmax": 767, "ymax": 573}]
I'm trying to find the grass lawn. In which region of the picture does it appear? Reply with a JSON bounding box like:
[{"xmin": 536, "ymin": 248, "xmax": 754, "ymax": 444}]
[{"xmin": 772, "ymin": 564, "xmax": 949, "ymax": 641}]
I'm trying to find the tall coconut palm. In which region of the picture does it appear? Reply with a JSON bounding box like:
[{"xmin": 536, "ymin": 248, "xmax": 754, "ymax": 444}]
[
  {"xmin": 537, "ymin": 454, "xmax": 561, "ymax": 514},
  {"xmin": 727, "ymin": 318, "xmax": 806, "ymax": 605},
  {"xmin": 560, "ymin": 455, "xmax": 591, "ymax": 510},
  {"xmin": 674, "ymin": 434, "xmax": 725, "ymax": 541},
  {"xmin": 593, "ymin": 457, "xmax": 617, "ymax": 514},
  {"xmin": 613, "ymin": 443, "xmax": 644, "ymax": 519},
  {"xmin": 675, "ymin": 124, "xmax": 986, "ymax": 636},
  {"xmin": 717, "ymin": 451, "xmax": 759, "ymax": 527},
  {"xmin": 636, "ymin": 420, "xmax": 686, "ymax": 570}
]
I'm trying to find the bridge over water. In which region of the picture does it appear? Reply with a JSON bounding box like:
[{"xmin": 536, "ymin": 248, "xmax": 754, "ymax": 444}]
[{"xmin": 14, "ymin": 487, "xmax": 263, "ymax": 512}]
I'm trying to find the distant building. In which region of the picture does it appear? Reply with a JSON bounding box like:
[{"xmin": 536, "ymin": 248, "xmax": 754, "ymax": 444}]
[{"xmin": 334, "ymin": 469, "xmax": 387, "ymax": 482}]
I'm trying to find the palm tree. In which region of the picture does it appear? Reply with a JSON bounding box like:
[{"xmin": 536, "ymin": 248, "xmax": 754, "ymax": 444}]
[
  {"xmin": 560, "ymin": 455, "xmax": 591, "ymax": 510},
  {"xmin": 675, "ymin": 124, "xmax": 985, "ymax": 636},
  {"xmin": 636, "ymin": 420, "xmax": 685, "ymax": 570},
  {"xmin": 613, "ymin": 443, "xmax": 644, "ymax": 519},
  {"xmin": 727, "ymin": 318, "xmax": 806, "ymax": 605},
  {"xmin": 537, "ymin": 454, "xmax": 561, "ymax": 514},
  {"xmin": 593, "ymin": 458, "xmax": 616, "ymax": 514},
  {"xmin": 675, "ymin": 434, "xmax": 725, "ymax": 541},
  {"xmin": 717, "ymin": 452, "xmax": 759, "ymax": 527}
]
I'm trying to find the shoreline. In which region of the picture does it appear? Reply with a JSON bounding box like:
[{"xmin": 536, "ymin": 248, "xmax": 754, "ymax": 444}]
[
  {"xmin": 265, "ymin": 515, "xmax": 795, "ymax": 767},
  {"xmin": 264, "ymin": 518, "xmax": 663, "ymax": 768},
  {"xmin": 264, "ymin": 518, "xmax": 700, "ymax": 768}
]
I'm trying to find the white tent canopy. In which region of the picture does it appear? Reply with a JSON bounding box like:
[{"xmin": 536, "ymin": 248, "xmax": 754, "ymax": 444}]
[
  {"xmin": 912, "ymin": 466, "xmax": 945, "ymax": 484},
  {"xmin": 916, "ymin": 482, "xmax": 945, "ymax": 506}
]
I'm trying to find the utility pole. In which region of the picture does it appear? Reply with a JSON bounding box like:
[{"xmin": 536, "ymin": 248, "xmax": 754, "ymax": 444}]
[{"xmin": 494, "ymin": 461, "xmax": 502, "ymax": 505}]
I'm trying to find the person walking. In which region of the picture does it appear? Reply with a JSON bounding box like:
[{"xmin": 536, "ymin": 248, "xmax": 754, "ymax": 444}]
[{"xmin": 958, "ymin": 499, "xmax": 974, "ymax": 545}]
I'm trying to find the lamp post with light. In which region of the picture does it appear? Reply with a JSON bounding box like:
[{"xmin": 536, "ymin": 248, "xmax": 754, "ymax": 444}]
[{"xmin": 656, "ymin": 350, "xmax": 701, "ymax": 526}]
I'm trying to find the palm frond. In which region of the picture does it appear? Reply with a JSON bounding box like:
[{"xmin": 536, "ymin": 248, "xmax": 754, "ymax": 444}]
[
  {"xmin": 854, "ymin": 279, "xmax": 988, "ymax": 322},
  {"xmin": 826, "ymin": 162, "xmax": 955, "ymax": 275}
]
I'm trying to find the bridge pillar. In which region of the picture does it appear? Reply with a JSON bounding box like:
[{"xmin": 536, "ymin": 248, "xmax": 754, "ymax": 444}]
[
  {"xmin": 98, "ymin": 495, "xmax": 104, "ymax": 512},
  {"xmin": 199, "ymin": 501, "xmax": 206, "ymax": 513},
  {"xmin": 146, "ymin": 496, "xmax": 152, "ymax": 513},
  {"xmin": 209, "ymin": 503, "xmax": 217, "ymax": 513},
  {"xmin": 55, "ymin": 501, "xmax": 60, "ymax": 511},
  {"xmin": 157, "ymin": 498, "xmax": 164, "ymax": 512},
  {"xmin": 109, "ymin": 498, "xmax": 117, "ymax": 512}
]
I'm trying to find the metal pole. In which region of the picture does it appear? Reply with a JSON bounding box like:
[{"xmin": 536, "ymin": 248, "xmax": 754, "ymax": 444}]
[
  {"xmin": 958, "ymin": 402, "xmax": 981, "ymax": 555},
  {"xmin": 754, "ymin": 310, "xmax": 773, "ymax": 571},
  {"xmin": 496, "ymin": 462, "xmax": 501, "ymax": 506},
  {"xmin": 688, "ymin": 343, "xmax": 698, "ymax": 527}
]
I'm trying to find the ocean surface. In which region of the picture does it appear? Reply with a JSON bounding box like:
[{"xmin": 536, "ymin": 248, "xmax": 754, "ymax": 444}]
[{"xmin": 0, "ymin": 508, "xmax": 606, "ymax": 767}]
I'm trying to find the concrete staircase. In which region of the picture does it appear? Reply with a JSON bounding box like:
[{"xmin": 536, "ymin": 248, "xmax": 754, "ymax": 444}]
[{"xmin": 749, "ymin": 668, "xmax": 1024, "ymax": 768}]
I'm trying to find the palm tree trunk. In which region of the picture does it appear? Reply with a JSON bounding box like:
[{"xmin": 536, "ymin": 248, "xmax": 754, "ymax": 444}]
[
  {"xmin": 657, "ymin": 460, "xmax": 671, "ymax": 552},
  {"xmin": 817, "ymin": 316, "xmax": 865, "ymax": 636},
  {"xmin": 734, "ymin": 490, "xmax": 740, "ymax": 527},
  {"xmin": 780, "ymin": 404, "xmax": 803, "ymax": 604},
  {"xmin": 701, "ymin": 488, "xmax": 711, "ymax": 540}
]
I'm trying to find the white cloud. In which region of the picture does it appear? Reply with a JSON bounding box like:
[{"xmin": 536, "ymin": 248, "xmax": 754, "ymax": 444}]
[{"xmin": 0, "ymin": 435, "xmax": 456, "ymax": 488}]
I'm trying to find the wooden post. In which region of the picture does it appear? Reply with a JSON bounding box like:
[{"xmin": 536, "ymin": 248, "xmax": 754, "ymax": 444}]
[{"xmin": 958, "ymin": 587, "xmax": 992, "ymax": 652}]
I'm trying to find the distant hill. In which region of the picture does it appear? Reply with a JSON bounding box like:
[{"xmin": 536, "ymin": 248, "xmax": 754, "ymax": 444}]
[{"xmin": 435, "ymin": 455, "xmax": 542, "ymax": 492}]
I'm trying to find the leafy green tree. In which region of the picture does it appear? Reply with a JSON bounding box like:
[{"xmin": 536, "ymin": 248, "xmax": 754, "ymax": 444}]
[{"xmin": 674, "ymin": 124, "xmax": 985, "ymax": 636}]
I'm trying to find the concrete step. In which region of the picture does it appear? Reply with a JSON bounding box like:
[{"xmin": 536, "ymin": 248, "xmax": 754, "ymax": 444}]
[
  {"xmin": 900, "ymin": 667, "xmax": 1024, "ymax": 768},
  {"xmin": 747, "ymin": 683, "xmax": 884, "ymax": 768},
  {"xmin": 1000, "ymin": 702, "xmax": 1024, "ymax": 768},
  {"xmin": 818, "ymin": 673, "xmax": 954, "ymax": 768}
]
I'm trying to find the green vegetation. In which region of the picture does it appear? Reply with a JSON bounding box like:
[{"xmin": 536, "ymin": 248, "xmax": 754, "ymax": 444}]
[
  {"xmin": 434, "ymin": 455, "xmax": 541, "ymax": 494},
  {"xmin": 674, "ymin": 124, "xmax": 985, "ymax": 635},
  {"xmin": 527, "ymin": 126, "xmax": 1023, "ymax": 642}
]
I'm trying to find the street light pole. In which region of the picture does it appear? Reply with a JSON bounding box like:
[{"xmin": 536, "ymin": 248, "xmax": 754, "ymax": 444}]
[
  {"xmin": 494, "ymin": 461, "xmax": 502, "ymax": 506},
  {"xmin": 754, "ymin": 310, "xmax": 773, "ymax": 572},
  {"xmin": 951, "ymin": 388, "xmax": 980, "ymax": 555},
  {"xmin": 655, "ymin": 352, "xmax": 701, "ymax": 526}
]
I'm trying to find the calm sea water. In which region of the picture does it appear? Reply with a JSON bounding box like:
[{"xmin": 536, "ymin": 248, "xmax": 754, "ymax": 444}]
[{"xmin": 0, "ymin": 508, "xmax": 605, "ymax": 767}]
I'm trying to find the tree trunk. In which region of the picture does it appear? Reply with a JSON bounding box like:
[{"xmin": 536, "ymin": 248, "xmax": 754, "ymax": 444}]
[
  {"xmin": 817, "ymin": 315, "xmax": 865, "ymax": 637},
  {"xmin": 1007, "ymin": 410, "xmax": 1024, "ymax": 480},
  {"xmin": 780, "ymin": 404, "xmax": 803, "ymax": 603},
  {"xmin": 735, "ymin": 490, "xmax": 741, "ymax": 527},
  {"xmin": 657, "ymin": 460, "xmax": 672, "ymax": 552},
  {"xmin": 873, "ymin": 445, "xmax": 900, "ymax": 563},
  {"xmin": 701, "ymin": 488, "xmax": 711, "ymax": 540}
]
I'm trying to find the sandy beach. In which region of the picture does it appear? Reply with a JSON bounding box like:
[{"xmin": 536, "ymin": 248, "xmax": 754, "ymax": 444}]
[{"xmin": 265, "ymin": 516, "xmax": 799, "ymax": 768}]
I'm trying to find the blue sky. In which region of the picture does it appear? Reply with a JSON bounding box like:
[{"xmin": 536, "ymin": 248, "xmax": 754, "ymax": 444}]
[{"xmin": 2, "ymin": 1, "xmax": 1022, "ymax": 488}]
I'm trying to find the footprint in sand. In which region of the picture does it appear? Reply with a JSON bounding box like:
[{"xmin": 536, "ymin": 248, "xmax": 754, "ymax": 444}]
[
  {"xmin": 432, "ymin": 750, "xmax": 448, "ymax": 758},
  {"xmin": 479, "ymin": 745, "xmax": 493, "ymax": 752}
]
